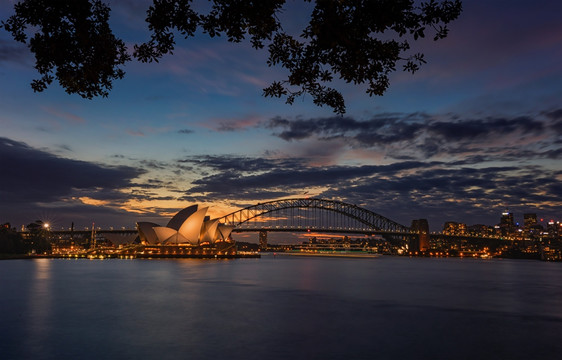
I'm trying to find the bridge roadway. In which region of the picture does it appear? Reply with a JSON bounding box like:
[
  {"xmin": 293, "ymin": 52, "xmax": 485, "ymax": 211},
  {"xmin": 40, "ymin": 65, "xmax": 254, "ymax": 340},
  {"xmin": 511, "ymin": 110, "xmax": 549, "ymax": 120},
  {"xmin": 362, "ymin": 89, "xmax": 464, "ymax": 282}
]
[
  {"xmin": 45, "ymin": 228, "xmax": 504, "ymax": 243},
  {"xmin": 235, "ymin": 228, "xmax": 510, "ymax": 242},
  {"xmin": 48, "ymin": 229, "xmax": 138, "ymax": 236},
  {"xmin": 46, "ymin": 228, "xmax": 409, "ymax": 237},
  {"xmin": 232, "ymin": 226, "xmax": 410, "ymax": 237}
]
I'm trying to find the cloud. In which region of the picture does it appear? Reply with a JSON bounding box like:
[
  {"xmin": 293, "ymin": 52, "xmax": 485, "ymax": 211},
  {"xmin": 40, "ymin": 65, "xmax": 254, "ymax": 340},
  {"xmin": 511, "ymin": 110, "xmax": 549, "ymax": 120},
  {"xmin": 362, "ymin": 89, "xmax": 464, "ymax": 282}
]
[
  {"xmin": 178, "ymin": 154, "xmax": 436, "ymax": 199},
  {"xmin": 42, "ymin": 106, "xmax": 86, "ymax": 124},
  {"xmin": 549, "ymin": 120, "xmax": 562, "ymax": 135},
  {"xmin": 0, "ymin": 137, "xmax": 144, "ymax": 205},
  {"xmin": 543, "ymin": 108, "xmax": 562, "ymax": 120},
  {"xmin": 265, "ymin": 110, "xmax": 556, "ymax": 162},
  {"xmin": 0, "ymin": 39, "xmax": 31, "ymax": 65},
  {"xmin": 267, "ymin": 113, "xmax": 544, "ymax": 144},
  {"xmin": 426, "ymin": 116, "xmax": 543, "ymax": 141},
  {"xmin": 127, "ymin": 129, "xmax": 145, "ymax": 136},
  {"xmin": 138, "ymin": 159, "xmax": 170, "ymax": 171},
  {"xmin": 178, "ymin": 128, "xmax": 194, "ymax": 134},
  {"xmin": 3, "ymin": 134, "xmax": 558, "ymax": 230},
  {"xmin": 267, "ymin": 113, "xmax": 430, "ymax": 145},
  {"xmin": 202, "ymin": 114, "xmax": 263, "ymax": 132}
]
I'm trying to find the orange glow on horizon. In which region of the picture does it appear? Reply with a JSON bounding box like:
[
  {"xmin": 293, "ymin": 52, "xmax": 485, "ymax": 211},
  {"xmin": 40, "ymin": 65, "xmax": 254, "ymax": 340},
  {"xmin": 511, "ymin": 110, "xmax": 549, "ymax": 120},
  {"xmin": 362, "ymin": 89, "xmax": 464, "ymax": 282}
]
[{"xmin": 78, "ymin": 197, "xmax": 109, "ymax": 206}]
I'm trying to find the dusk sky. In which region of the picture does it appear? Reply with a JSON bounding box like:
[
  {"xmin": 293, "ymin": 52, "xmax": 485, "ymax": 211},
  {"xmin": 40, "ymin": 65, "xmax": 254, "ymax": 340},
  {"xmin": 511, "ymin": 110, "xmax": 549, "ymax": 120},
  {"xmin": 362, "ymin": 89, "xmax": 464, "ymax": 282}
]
[{"xmin": 1, "ymin": 0, "xmax": 561, "ymax": 233}]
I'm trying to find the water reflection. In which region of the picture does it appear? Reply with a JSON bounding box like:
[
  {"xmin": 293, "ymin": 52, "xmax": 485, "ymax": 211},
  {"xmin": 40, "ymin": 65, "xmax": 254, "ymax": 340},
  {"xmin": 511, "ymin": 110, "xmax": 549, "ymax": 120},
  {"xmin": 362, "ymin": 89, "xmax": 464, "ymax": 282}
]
[
  {"xmin": 0, "ymin": 257, "xmax": 561, "ymax": 360},
  {"xmin": 22, "ymin": 259, "xmax": 53, "ymax": 358}
]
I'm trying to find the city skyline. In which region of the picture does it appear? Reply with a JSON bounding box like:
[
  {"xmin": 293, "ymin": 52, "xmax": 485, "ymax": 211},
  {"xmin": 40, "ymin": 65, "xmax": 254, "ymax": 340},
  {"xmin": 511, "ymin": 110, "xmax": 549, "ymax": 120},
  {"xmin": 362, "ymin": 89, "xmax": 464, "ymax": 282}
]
[{"xmin": 1, "ymin": 0, "xmax": 562, "ymax": 231}]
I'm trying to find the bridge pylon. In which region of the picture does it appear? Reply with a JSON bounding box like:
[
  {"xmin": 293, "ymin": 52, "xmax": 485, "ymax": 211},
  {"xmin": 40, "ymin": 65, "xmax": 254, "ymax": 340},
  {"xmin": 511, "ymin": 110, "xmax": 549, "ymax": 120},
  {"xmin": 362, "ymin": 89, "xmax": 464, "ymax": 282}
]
[{"xmin": 259, "ymin": 230, "xmax": 268, "ymax": 250}]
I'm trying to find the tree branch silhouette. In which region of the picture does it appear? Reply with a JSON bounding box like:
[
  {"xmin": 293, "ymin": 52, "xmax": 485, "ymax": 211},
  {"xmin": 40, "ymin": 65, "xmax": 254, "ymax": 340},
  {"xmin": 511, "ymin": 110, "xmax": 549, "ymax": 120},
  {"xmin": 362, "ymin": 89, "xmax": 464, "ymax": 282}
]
[{"xmin": 2, "ymin": 0, "xmax": 462, "ymax": 114}]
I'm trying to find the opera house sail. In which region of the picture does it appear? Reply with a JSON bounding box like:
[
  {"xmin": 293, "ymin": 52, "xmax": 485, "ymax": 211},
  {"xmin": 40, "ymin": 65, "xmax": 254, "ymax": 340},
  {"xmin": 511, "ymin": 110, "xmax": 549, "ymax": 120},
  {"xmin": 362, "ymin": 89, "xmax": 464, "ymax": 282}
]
[{"xmin": 136, "ymin": 204, "xmax": 236, "ymax": 257}]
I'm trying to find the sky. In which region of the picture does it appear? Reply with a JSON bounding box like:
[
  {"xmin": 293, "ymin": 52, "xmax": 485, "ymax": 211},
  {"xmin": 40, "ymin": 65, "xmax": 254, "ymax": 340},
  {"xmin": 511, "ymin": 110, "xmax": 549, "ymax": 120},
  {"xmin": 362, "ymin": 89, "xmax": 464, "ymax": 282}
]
[{"xmin": 1, "ymin": 0, "xmax": 561, "ymax": 235}]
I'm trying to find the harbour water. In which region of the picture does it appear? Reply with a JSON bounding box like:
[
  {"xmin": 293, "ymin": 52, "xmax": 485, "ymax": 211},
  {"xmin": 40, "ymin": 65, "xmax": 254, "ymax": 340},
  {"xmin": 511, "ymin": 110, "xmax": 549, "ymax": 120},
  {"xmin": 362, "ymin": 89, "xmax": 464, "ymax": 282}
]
[{"xmin": 1, "ymin": 255, "xmax": 561, "ymax": 359}]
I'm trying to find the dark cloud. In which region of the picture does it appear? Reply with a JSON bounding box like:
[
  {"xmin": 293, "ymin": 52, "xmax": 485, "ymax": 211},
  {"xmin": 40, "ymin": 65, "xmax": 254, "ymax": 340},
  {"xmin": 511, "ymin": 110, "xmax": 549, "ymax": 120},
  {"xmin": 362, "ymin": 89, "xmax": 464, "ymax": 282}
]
[
  {"xmin": 551, "ymin": 120, "xmax": 562, "ymax": 135},
  {"xmin": 138, "ymin": 159, "xmax": 170, "ymax": 170},
  {"xmin": 215, "ymin": 122, "xmax": 240, "ymax": 132},
  {"xmin": 267, "ymin": 114, "xmax": 426, "ymax": 145},
  {"xmin": 130, "ymin": 178, "xmax": 174, "ymax": 189},
  {"xmin": 185, "ymin": 156, "xmax": 490, "ymax": 201},
  {"xmin": 178, "ymin": 155, "xmax": 305, "ymax": 174},
  {"xmin": 543, "ymin": 109, "xmax": 562, "ymax": 120},
  {"xmin": 273, "ymin": 114, "xmax": 542, "ymax": 144},
  {"xmin": 0, "ymin": 39, "xmax": 30, "ymax": 64},
  {"xmin": 178, "ymin": 129, "xmax": 194, "ymax": 134},
  {"xmin": 179, "ymin": 155, "xmax": 434, "ymax": 199},
  {"xmin": 179, "ymin": 189, "xmax": 292, "ymax": 202},
  {"xmin": 55, "ymin": 144, "xmax": 73, "ymax": 153},
  {"xmin": 426, "ymin": 116, "xmax": 543, "ymax": 141},
  {"xmin": 0, "ymin": 137, "xmax": 144, "ymax": 204},
  {"xmin": 265, "ymin": 112, "xmax": 553, "ymax": 161}
]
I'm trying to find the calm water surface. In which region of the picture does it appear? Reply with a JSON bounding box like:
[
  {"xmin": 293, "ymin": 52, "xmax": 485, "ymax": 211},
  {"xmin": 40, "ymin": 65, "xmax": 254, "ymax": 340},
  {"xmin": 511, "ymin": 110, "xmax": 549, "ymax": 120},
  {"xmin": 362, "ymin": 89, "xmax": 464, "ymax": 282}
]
[{"xmin": 1, "ymin": 255, "xmax": 561, "ymax": 360}]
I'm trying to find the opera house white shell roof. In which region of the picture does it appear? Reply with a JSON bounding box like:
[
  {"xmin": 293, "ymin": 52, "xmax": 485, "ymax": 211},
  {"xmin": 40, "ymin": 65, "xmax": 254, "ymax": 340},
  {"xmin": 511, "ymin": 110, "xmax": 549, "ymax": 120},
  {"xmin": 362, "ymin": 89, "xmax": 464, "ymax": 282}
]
[{"xmin": 137, "ymin": 205, "xmax": 234, "ymax": 245}]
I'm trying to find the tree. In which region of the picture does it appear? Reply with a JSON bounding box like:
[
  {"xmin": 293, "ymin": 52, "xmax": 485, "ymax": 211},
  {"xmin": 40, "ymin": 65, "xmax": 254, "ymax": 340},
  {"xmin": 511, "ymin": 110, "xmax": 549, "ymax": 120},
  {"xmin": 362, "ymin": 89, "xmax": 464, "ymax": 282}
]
[
  {"xmin": 2, "ymin": 0, "xmax": 462, "ymax": 114},
  {"xmin": 25, "ymin": 220, "xmax": 52, "ymax": 254},
  {"xmin": 0, "ymin": 223, "xmax": 25, "ymax": 254}
]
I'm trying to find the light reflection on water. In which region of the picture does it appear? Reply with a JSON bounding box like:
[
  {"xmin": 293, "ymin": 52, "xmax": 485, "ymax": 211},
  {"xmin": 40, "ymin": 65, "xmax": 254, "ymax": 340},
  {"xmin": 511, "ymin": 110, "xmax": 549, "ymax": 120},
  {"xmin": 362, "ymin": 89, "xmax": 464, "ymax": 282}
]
[
  {"xmin": 1, "ymin": 256, "xmax": 561, "ymax": 360},
  {"xmin": 22, "ymin": 259, "xmax": 53, "ymax": 359}
]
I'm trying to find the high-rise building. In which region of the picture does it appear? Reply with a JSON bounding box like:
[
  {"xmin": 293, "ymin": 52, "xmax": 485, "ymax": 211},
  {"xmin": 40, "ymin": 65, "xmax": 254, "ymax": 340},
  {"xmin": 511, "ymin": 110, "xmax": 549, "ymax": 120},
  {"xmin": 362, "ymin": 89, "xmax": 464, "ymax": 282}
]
[
  {"xmin": 500, "ymin": 210, "xmax": 514, "ymax": 226},
  {"xmin": 523, "ymin": 213, "xmax": 537, "ymax": 229},
  {"xmin": 500, "ymin": 210, "xmax": 515, "ymax": 235},
  {"xmin": 547, "ymin": 220, "xmax": 560, "ymax": 237}
]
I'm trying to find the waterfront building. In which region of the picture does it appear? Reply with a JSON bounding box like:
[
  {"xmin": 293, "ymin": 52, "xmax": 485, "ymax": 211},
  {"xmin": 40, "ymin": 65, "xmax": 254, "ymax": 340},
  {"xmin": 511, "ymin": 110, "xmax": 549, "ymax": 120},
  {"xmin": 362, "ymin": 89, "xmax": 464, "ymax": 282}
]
[
  {"xmin": 443, "ymin": 221, "xmax": 467, "ymax": 236},
  {"xmin": 467, "ymin": 224, "xmax": 494, "ymax": 237},
  {"xmin": 133, "ymin": 204, "xmax": 237, "ymax": 257}
]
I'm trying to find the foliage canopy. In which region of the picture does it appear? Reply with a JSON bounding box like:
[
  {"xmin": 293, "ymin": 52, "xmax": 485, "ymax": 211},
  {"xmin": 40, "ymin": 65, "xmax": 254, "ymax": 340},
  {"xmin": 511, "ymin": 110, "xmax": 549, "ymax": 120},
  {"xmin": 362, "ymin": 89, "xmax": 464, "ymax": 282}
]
[{"xmin": 2, "ymin": 0, "xmax": 462, "ymax": 114}]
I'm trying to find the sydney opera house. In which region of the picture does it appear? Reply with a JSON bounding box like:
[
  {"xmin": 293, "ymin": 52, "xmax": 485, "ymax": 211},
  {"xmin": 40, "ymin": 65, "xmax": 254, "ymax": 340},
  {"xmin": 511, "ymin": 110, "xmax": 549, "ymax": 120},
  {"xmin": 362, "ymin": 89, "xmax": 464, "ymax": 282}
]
[{"xmin": 135, "ymin": 204, "xmax": 237, "ymax": 257}]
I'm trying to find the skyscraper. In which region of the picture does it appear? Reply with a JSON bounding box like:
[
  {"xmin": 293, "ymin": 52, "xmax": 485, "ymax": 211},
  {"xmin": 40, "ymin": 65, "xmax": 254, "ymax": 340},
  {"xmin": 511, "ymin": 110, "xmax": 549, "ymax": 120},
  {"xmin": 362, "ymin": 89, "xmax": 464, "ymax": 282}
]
[
  {"xmin": 501, "ymin": 210, "xmax": 514, "ymax": 226},
  {"xmin": 500, "ymin": 210, "xmax": 515, "ymax": 235},
  {"xmin": 523, "ymin": 213, "xmax": 537, "ymax": 229}
]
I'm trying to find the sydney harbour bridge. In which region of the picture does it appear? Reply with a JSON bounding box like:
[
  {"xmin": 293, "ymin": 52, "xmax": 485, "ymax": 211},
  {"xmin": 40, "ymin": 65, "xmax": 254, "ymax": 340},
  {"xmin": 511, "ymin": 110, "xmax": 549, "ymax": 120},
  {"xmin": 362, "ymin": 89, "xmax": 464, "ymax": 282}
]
[{"xmin": 218, "ymin": 198, "xmax": 410, "ymax": 235}]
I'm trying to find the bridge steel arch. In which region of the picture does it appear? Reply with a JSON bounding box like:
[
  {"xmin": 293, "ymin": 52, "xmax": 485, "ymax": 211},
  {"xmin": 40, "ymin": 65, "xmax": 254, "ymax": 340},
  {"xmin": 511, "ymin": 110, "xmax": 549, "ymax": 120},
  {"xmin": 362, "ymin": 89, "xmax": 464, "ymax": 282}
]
[{"xmin": 218, "ymin": 198, "xmax": 410, "ymax": 233}]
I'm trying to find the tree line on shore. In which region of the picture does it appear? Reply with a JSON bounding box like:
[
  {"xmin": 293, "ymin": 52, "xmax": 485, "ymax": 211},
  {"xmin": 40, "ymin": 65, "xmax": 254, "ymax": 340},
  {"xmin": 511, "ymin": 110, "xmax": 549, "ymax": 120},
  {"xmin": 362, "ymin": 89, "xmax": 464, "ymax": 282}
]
[{"xmin": 0, "ymin": 221, "xmax": 51, "ymax": 255}]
